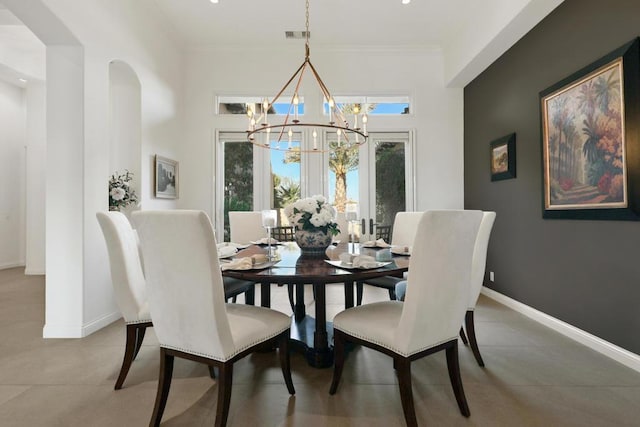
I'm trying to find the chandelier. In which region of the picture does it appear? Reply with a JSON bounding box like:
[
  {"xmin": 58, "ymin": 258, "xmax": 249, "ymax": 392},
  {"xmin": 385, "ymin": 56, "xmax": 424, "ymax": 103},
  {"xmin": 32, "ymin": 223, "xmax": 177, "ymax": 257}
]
[{"xmin": 246, "ymin": 0, "xmax": 368, "ymax": 153}]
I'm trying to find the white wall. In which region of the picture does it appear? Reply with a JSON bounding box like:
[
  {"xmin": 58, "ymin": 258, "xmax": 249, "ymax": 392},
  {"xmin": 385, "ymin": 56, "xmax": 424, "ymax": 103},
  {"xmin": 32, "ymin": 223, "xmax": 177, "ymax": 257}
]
[
  {"xmin": 181, "ymin": 46, "xmax": 464, "ymax": 220},
  {"xmin": 52, "ymin": 0, "xmax": 183, "ymax": 337},
  {"xmin": 109, "ymin": 60, "xmax": 142, "ymax": 209},
  {"xmin": 0, "ymin": 15, "xmax": 47, "ymax": 275},
  {"xmin": 5, "ymin": 0, "xmax": 184, "ymax": 337},
  {"xmin": 444, "ymin": 0, "xmax": 564, "ymax": 87},
  {"xmin": 24, "ymin": 80, "xmax": 46, "ymax": 275},
  {"xmin": 0, "ymin": 78, "xmax": 25, "ymax": 269}
]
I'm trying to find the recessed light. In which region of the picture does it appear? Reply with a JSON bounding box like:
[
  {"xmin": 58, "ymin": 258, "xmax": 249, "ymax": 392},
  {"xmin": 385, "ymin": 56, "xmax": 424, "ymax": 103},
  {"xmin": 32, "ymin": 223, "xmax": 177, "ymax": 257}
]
[
  {"xmin": 401, "ymin": 0, "xmax": 411, "ymax": 4},
  {"xmin": 18, "ymin": 78, "xmax": 27, "ymax": 83},
  {"xmin": 210, "ymin": 0, "xmax": 219, "ymax": 3}
]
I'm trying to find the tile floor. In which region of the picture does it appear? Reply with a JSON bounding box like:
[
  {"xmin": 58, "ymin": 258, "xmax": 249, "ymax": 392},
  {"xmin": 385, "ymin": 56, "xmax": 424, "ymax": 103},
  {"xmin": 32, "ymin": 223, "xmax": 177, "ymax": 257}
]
[{"xmin": 1, "ymin": 267, "xmax": 639, "ymax": 426}]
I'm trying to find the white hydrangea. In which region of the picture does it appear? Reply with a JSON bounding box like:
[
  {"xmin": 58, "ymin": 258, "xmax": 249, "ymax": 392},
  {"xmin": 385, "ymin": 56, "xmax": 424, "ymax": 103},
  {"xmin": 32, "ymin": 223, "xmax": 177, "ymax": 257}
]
[
  {"xmin": 285, "ymin": 195, "xmax": 338, "ymax": 231},
  {"xmin": 110, "ymin": 187, "xmax": 126, "ymax": 201},
  {"xmin": 309, "ymin": 213, "xmax": 324, "ymax": 227}
]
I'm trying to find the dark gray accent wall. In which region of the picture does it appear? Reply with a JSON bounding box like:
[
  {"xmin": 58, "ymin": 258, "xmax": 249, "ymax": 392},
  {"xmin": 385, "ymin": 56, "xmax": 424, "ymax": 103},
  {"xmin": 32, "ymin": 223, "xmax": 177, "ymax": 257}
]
[{"xmin": 464, "ymin": 0, "xmax": 640, "ymax": 354}]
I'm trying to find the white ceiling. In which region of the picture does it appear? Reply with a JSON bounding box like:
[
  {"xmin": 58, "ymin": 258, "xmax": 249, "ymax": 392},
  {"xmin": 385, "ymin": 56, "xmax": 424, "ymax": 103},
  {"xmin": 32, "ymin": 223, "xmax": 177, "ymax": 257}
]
[
  {"xmin": 0, "ymin": 0, "xmax": 562, "ymax": 87},
  {"xmin": 151, "ymin": 0, "xmax": 483, "ymax": 49}
]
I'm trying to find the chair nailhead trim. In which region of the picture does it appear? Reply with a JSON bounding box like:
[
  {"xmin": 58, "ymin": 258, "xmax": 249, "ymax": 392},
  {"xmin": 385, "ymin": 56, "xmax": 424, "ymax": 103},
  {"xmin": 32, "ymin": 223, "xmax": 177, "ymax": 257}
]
[
  {"xmin": 161, "ymin": 325, "xmax": 290, "ymax": 362},
  {"xmin": 334, "ymin": 326, "xmax": 455, "ymax": 357}
]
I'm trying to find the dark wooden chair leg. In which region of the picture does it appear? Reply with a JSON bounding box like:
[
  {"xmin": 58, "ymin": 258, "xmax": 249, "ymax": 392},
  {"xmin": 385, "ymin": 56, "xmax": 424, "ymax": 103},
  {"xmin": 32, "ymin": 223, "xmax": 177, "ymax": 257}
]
[
  {"xmin": 115, "ymin": 324, "xmax": 138, "ymax": 390},
  {"xmin": 215, "ymin": 362, "xmax": 234, "ymax": 427},
  {"xmin": 445, "ymin": 343, "xmax": 470, "ymax": 417},
  {"xmin": 150, "ymin": 348, "xmax": 174, "ymax": 427},
  {"xmin": 278, "ymin": 332, "xmax": 295, "ymax": 394},
  {"xmin": 459, "ymin": 326, "xmax": 468, "ymax": 346},
  {"xmin": 465, "ymin": 310, "xmax": 484, "ymax": 367},
  {"xmin": 231, "ymin": 295, "xmax": 238, "ymax": 303},
  {"xmin": 388, "ymin": 288, "xmax": 397, "ymax": 301},
  {"xmin": 245, "ymin": 285, "xmax": 255, "ymax": 306},
  {"xmin": 208, "ymin": 365, "xmax": 216, "ymax": 379},
  {"xmin": 329, "ymin": 330, "xmax": 346, "ymax": 394},
  {"xmin": 287, "ymin": 284, "xmax": 295, "ymax": 311},
  {"xmin": 356, "ymin": 281, "xmax": 364, "ymax": 306},
  {"xmin": 132, "ymin": 324, "xmax": 148, "ymax": 359},
  {"xmin": 396, "ymin": 357, "xmax": 417, "ymax": 427}
]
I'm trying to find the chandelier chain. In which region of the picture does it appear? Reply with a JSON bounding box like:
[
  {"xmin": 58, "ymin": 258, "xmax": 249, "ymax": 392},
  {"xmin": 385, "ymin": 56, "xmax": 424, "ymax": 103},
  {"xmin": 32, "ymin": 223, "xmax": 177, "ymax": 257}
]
[
  {"xmin": 305, "ymin": 0, "xmax": 310, "ymax": 51},
  {"xmin": 246, "ymin": 0, "xmax": 368, "ymax": 153}
]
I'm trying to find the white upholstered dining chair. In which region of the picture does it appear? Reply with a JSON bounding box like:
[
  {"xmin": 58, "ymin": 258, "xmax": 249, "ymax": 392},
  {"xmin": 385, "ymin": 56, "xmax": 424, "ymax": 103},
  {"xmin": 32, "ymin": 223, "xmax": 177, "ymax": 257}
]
[
  {"xmin": 96, "ymin": 211, "xmax": 152, "ymax": 390},
  {"xmin": 356, "ymin": 211, "xmax": 423, "ymax": 305},
  {"xmin": 132, "ymin": 210, "xmax": 294, "ymax": 427},
  {"xmin": 329, "ymin": 210, "xmax": 483, "ymax": 426},
  {"xmin": 459, "ymin": 211, "xmax": 496, "ymax": 367},
  {"xmin": 228, "ymin": 211, "xmax": 265, "ymax": 244}
]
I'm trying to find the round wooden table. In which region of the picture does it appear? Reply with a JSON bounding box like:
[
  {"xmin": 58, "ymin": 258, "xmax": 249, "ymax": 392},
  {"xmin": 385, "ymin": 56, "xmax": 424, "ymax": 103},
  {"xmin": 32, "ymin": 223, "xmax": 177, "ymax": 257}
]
[{"xmin": 222, "ymin": 242, "xmax": 410, "ymax": 368}]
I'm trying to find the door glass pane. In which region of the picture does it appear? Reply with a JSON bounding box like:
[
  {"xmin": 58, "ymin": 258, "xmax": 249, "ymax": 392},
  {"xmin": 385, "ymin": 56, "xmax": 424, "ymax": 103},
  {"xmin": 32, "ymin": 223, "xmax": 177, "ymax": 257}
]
[
  {"xmin": 375, "ymin": 141, "xmax": 406, "ymax": 236},
  {"xmin": 327, "ymin": 141, "xmax": 360, "ymax": 213},
  {"xmin": 223, "ymin": 140, "xmax": 253, "ymax": 241},
  {"xmin": 271, "ymin": 140, "xmax": 301, "ymax": 216}
]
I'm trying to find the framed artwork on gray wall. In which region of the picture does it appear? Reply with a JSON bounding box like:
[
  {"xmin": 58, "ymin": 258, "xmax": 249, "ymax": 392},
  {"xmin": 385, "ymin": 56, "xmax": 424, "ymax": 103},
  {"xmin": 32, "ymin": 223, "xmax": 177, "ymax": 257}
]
[
  {"xmin": 154, "ymin": 155, "xmax": 179, "ymax": 199},
  {"xmin": 540, "ymin": 37, "xmax": 640, "ymax": 220},
  {"xmin": 490, "ymin": 133, "xmax": 516, "ymax": 181}
]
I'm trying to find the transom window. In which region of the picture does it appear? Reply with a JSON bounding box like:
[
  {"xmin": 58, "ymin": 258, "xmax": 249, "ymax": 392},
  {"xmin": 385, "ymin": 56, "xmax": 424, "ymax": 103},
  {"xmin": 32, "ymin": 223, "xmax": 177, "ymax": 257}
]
[
  {"xmin": 323, "ymin": 95, "xmax": 410, "ymax": 115},
  {"xmin": 217, "ymin": 95, "xmax": 305, "ymax": 116}
]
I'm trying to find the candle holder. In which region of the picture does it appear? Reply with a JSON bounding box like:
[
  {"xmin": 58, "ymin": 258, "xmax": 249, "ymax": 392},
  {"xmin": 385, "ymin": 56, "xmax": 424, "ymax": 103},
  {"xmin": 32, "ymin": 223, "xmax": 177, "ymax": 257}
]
[
  {"xmin": 261, "ymin": 209, "xmax": 277, "ymax": 260},
  {"xmin": 345, "ymin": 203, "xmax": 359, "ymax": 254}
]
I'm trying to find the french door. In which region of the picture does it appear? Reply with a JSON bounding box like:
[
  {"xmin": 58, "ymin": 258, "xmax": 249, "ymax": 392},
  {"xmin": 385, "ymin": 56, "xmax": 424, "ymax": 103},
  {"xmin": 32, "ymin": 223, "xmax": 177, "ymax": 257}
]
[
  {"xmin": 216, "ymin": 131, "xmax": 303, "ymax": 241},
  {"xmin": 324, "ymin": 131, "xmax": 415, "ymax": 242},
  {"xmin": 216, "ymin": 130, "xmax": 414, "ymax": 242}
]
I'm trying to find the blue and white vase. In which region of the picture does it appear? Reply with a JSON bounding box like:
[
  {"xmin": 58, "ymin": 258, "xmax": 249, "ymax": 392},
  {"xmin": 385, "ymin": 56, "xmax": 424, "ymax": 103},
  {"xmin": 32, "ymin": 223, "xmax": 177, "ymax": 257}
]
[{"xmin": 295, "ymin": 229, "xmax": 332, "ymax": 256}]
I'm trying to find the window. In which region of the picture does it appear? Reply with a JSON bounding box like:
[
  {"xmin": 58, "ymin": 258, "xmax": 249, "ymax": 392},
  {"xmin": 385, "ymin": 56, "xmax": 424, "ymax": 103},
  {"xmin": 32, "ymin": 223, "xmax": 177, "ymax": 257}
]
[
  {"xmin": 217, "ymin": 95, "xmax": 305, "ymax": 116},
  {"xmin": 323, "ymin": 95, "xmax": 410, "ymax": 116}
]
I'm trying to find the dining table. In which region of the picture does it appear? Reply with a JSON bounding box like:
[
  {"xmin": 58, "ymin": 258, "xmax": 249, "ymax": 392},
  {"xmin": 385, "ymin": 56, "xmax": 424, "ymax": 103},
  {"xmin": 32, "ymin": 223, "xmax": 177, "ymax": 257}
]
[{"xmin": 221, "ymin": 242, "xmax": 410, "ymax": 368}]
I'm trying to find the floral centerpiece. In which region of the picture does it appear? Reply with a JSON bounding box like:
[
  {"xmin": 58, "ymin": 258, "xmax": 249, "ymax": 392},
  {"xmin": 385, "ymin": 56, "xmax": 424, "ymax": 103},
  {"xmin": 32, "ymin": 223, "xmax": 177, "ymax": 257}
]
[
  {"xmin": 109, "ymin": 170, "xmax": 138, "ymax": 211},
  {"xmin": 284, "ymin": 195, "xmax": 340, "ymax": 255}
]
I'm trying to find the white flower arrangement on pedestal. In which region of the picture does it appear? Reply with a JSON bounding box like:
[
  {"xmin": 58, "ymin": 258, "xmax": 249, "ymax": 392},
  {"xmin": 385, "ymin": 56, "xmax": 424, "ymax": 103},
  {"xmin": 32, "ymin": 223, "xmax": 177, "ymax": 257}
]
[
  {"xmin": 109, "ymin": 170, "xmax": 138, "ymax": 211},
  {"xmin": 284, "ymin": 195, "xmax": 340, "ymax": 236}
]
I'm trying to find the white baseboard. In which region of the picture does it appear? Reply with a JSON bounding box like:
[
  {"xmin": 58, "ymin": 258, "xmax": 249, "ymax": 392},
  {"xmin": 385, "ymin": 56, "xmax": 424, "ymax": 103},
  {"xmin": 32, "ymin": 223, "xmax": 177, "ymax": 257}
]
[
  {"xmin": 481, "ymin": 286, "xmax": 640, "ymax": 373},
  {"xmin": 43, "ymin": 311, "xmax": 122, "ymax": 338},
  {"xmin": 81, "ymin": 311, "xmax": 122, "ymax": 336},
  {"xmin": 24, "ymin": 267, "xmax": 45, "ymax": 275},
  {"xmin": 43, "ymin": 324, "xmax": 83, "ymax": 338},
  {"xmin": 0, "ymin": 262, "xmax": 25, "ymax": 270}
]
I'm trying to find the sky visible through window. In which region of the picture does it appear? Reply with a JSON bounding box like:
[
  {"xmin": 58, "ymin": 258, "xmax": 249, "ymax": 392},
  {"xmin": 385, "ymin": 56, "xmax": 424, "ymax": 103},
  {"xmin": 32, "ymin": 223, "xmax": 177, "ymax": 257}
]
[
  {"xmin": 269, "ymin": 101, "xmax": 409, "ymax": 206},
  {"xmin": 270, "ymin": 142, "xmax": 359, "ymax": 204}
]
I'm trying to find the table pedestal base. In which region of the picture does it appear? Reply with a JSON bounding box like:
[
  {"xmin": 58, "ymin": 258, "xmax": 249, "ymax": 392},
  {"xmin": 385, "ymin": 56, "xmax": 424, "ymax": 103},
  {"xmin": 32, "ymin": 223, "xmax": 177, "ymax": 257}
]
[{"xmin": 290, "ymin": 315, "xmax": 334, "ymax": 368}]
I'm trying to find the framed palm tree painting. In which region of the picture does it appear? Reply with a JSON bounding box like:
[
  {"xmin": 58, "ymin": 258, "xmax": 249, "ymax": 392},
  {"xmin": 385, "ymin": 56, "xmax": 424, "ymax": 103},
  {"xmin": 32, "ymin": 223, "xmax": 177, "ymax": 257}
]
[{"xmin": 540, "ymin": 38, "xmax": 640, "ymax": 220}]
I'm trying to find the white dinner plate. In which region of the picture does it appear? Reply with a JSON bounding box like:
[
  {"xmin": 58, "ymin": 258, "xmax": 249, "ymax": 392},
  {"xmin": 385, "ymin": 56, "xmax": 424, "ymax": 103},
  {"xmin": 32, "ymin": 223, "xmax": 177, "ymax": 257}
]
[
  {"xmin": 218, "ymin": 242, "xmax": 250, "ymax": 250},
  {"xmin": 324, "ymin": 260, "xmax": 391, "ymax": 270},
  {"xmin": 361, "ymin": 242, "xmax": 392, "ymax": 248},
  {"xmin": 221, "ymin": 260, "xmax": 279, "ymax": 271},
  {"xmin": 218, "ymin": 252, "xmax": 237, "ymax": 259},
  {"xmin": 390, "ymin": 247, "xmax": 411, "ymax": 256},
  {"xmin": 250, "ymin": 240, "xmax": 281, "ymax": 245}
]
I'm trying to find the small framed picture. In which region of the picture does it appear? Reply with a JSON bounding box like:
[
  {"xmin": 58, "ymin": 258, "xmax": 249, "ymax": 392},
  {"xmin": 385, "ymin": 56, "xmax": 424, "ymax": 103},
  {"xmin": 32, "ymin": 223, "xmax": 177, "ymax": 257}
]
[
  {"xmin": 155, "ymin": 155, "xmax": 179, "ymax": 199},
  {"xmin": 490, "ymin": 133, "xmax": 516, "ymax": 181}
]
